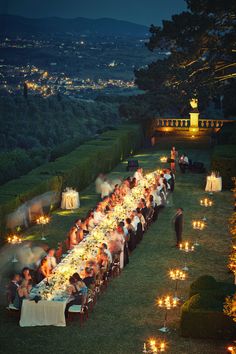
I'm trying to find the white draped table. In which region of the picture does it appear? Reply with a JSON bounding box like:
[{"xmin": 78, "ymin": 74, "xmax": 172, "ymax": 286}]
[
  {"xmin": 19, "ymin": 299, "xmax": 67, "ymax": 327},
  {"xmin": 61, "ymin": 190, "xmax": 80, "ymax": 209},
  {"xmin": 205, "ymin": 176, "xmax": 222, "ymax": 192}
]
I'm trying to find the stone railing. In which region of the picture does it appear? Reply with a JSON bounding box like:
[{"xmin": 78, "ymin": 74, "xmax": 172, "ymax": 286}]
[
  {"xmin": 198, "ymin": 119, "xmax": 234, "ymax": 128},
  {"xmin": 154, "ymin": 118, "xmax": 190, "ymax": 128},
  {"xmin": 154, "ymin": 118, "xmax": 234, "ymax": 129}
]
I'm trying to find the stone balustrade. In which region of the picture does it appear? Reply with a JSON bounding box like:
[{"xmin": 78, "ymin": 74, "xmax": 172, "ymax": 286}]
[
  {"xmin": 155, "ymin": 118, "xmax": 190, "ymax": 128},
  {"xmin": 154, "ymin": 118, "xmax": 234, "ymax": 129}
]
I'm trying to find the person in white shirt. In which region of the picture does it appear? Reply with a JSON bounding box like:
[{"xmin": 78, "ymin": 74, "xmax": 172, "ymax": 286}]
[
  {"xmin": 93, "ymin": 206, "xmax": 104, "ymax": 224},
  {"xmin": 101, "ymin": 243, "xmax": 113, "ymax": 264},
  {"xmin": 46, "ymin": 248, "xmax": 57, "ymax": 272},
  {"xmin": 164, "ymin": 169, "xmax": 172, "ymax": 181},
  {"xmin": 151, "ymin": 190, "xmax": 162, "ymax": 206},
  {"xmin": 133, "ymin": 168, "xmax": 144, "ymax": 182},
  {"xmin": 100, "ymin": 179, "xmax": 113, "ymax": 199},
  {"xmin": 95, "ymin": 174, "xmax": 104, "ymax": 194},
  {"xmin": 131, "ymin": 210, "xmax": 140, "ymax": 231},
  {"xmin": 179, "ymin": 153, "xmax": 189, "ymax": 173}
]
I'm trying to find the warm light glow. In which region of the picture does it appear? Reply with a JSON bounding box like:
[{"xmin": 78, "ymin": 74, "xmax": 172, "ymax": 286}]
[
  {"xmin": 160, "ymin": 156, "xmax": 168, "ymax": 163},
  {"xmin": 192, "ymin": 220, "xmax": 205, "ymax": 230},
  {"xmin": 200, "ymin": 198, "xmax": 213, "ymax": 207},
  {"xmin": 169, "ymin": 269, "xmax": 186, "ymax": 281},
  {"xmin": 179, "ymin": 241, "xmax": 195, "ymax": 252},
  {"xmin": 144, "ymin": 338, "xmax": 167, "ymax": 353},
  {"xmin": 36, "ymin": 215, "xmax": 50, "ymax": 225},
  {"xmin": 156, "ymin": 295, "xmax": 178, "ymax": 309},
  {"xmin": 7, "ymin": 234, "xmax": 22, "ymax": 244}
]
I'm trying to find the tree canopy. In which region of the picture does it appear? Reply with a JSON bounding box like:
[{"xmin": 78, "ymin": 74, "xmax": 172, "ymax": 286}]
[{"xmin": 135, "ymin": 0, "xmax": 236, "ymax": 115}]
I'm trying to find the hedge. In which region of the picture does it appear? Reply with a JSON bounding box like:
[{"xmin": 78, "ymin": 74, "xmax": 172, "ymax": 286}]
[
  {"xmin": 211, "ymin": 145, "xmax": 236, "ymax": 189},
  {"xmin": 0, "ymin": 124, "xmax": 143, "ymax": 236},
  {"xmin": 180, "ymin": 303, "xmax": 236, "ymax": 339},
  {"xmin": 180, "ymin": 275, "xmax": 236, "ymax": 339}
]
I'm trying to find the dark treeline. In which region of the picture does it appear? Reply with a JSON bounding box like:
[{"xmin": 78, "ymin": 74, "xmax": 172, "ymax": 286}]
[{"xmin": 0, "ymin": 95, "xmax": 120, "ymax": 185}]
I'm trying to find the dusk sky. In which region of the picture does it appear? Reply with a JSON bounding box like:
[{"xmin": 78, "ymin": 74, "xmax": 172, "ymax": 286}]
[{"xmin": 0, "ymin": 0, "xmax": 187, "ymax": 26}]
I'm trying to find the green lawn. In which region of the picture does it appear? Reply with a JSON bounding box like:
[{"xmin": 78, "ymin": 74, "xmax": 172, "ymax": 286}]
[{"xmin": 0, "ymin": 137, "xmax": 233, "ymax": 354}]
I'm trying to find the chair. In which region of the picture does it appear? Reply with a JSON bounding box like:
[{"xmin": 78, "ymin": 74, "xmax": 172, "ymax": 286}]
[
  {"xmin": 111, "ymin": 258, "xmax": 121, "ymax": 278},
  {"xmin": 6, "ymin": 291, "xmax": 20, "ymax": 317},
  {"xmin": 87, "ymin": 289, "xmax": 97, "ymax": 313},
  {"xmin": 68, "ymin": 304, "xmax": 88, "ymax": 326}
]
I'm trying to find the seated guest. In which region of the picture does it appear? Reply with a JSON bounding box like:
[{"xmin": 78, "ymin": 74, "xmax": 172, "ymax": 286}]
[
  {"xmin": 146, "ymin": 195, "xmax": 155, "ymax": 223},
  {"xmin": 118, "ymin": 221, "xmax": 129, "ymax": 266},
  {"xmin": 74, "ymin": 218, "xmax": 83, "ymax": 234},
  {"xmin": 7, "ymin": 273, "xmax": 21, "ymax": 305},
  {"xmin": 37, "ymin": 257, "xmax": 50, "ymax": 283},
  {"xmin": 131, "ymin": 210, "xmax": 140, "ymax": 232},
  {"xmin": 97, "ymin": 247, "xmax": 109, "ymax": 270},
  {"xmin": 68, "ymin": 226, "xmax": 78, "ymax": 249},
  {"xmin": 169, "ymin": 170, "xmax": 175, "ymax": 192},
  {"xmin": 164, "ymin": 169, "xmax": 172, "ymax": 181},
  {"xmin": 126, "ymin": 218, "xmax": 136, "ymax": 252},
  {"xmin": 83, "ymin": 267, "xmax": 96, "ymax": 289},
  {"xmin": 46, "ymin": 248, "xmax": 57, "ymax": 272},
  {"xmin": 130, "ymin": 177, "xmax": 137, "ymax": 189},
  {"xmin": 13, "ymin": 279, "xmax": 32, "ymax": 309},
  {"xmin": 87, "ymin": 212, "xmax": 95, "ymax": 232},
  {"xmin": 101, "ymin": 243, "xmax": 113, "ymax": 264},
  {"xmin": 85, "ymin": 259, "xmax": 100, "ymax": 280},
  {"xmin": 134, "ymin": 168, "xmax": 144, "ymax": 182},
  {"xmin": 139, "ymin": 199, "xmax": 148, "ymax": 221},
  {"xmin": 72, "ymin": 273, "xmax": 88, "ymax": 300},
  {"xmin": 22, "ymin": 267, "xmax": 32, "ymax": 282},
  {"xmin": 94, "ymin": 206, "xmax": 104, "ymax": 224},
  {"xmin": 126, "ymin": 176, "xmax": 132, "ymax": 188},
  {"xmin": 81, "ymin": 218, "xmax": 89, "ymax": 236},
  {"xmin": 65, "ymin": 276, "xmax": 84, "ymax": 317},
  {"xmin": 136, "ymin": 208, "xmax": 146, "ymax": 231}
]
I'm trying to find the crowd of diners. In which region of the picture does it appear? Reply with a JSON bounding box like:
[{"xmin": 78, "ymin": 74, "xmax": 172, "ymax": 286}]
[{"xmin": 7, "ymin": 167, "xmax": 175, "ymax": 316}]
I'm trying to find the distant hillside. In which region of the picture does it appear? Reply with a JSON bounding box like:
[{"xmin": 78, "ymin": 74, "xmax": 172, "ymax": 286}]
[{"xmin": 0, "ymin": 14, "xmax": 148, "ymax": 38}]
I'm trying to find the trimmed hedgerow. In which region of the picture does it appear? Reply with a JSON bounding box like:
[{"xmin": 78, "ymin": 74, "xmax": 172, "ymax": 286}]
[{"xmin": 0, "ymin": 124, "xmax": 143, "ymax": 236}]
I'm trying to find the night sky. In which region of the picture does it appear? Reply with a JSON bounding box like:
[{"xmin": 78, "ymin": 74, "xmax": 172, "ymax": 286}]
[{"xmin": 0, "ymin": 0, "xmax": 186, "ymax": 25}]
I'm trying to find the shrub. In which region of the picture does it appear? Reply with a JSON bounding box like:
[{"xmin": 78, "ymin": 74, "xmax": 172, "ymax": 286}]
[
  {"xmin": 0, "ymin": 124, "xmax": 143, "ymax": 237},
  {"xmin": 180, "ymin": 304, "xmax": 236, "ymax": 339},
  {"xmin": 180, "ymin": 275, "xmax": 236, "ymax": 339},
  {"xmin": 190, "ymin": 275, "xmax": 217, "ymax": 292}
]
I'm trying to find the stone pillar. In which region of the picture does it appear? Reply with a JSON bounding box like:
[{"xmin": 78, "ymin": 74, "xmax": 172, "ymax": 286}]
[{"xmin": 189, "ymin": 98, "xmax": 199, "ymax": 132}]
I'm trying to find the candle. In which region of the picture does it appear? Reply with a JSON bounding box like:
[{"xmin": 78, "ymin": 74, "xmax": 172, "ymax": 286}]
[{"xmin": 160, "ymin": 342, "xmax": 165, "ymax": 352}]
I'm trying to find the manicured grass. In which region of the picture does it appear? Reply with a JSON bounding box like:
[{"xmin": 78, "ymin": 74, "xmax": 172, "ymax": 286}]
[{"xmin": 0, "ymin": 137, "xmax": 233, "ymax": 354}]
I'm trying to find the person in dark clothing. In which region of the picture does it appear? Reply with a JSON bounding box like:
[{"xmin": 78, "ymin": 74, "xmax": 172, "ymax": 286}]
[
  {"xmin": 83, "ymin": 267, "xmax": 96, "ymax": 289},
  {"xmin": 7, "ymin": 273, "xmax": 21, "ymax": 304},
  {"xmin": 173, "ymin": 208, "xmax": 184, "ymax": 247}
]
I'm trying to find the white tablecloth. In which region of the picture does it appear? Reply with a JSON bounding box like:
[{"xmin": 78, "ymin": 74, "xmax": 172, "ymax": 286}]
[
  {"xmin": 205, "ymin": 176, "xmax": 222, "ymax": 192},
  {"xmin": 19, "ymin": 299, "xmax": 67, "ymax": 327},
  {"xmin": 61, "ymin": 191, "xmax": 80, "ymax": 209}
]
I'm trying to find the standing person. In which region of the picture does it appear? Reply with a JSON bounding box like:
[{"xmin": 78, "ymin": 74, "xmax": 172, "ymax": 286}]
[
  {"xmin": 46, "ymin": 248, "xmax": 57, "ymax": 272},
  {"xmin": 179, "ymin": 153, "xmax": 189, "ymax": 173},
  {"xmin": 7, "ymin": 273, "xmax": 21, "ymax": 305},
  {"xmin": 173, "ymin": 208, "xmax": 184, "ymax": 247},
  {"xmin": 170, "ymin": 146, "xmax": 178, "ymax": 172},
  {"xmin": 100, "ymin": 179, "xmax": 113, "ymax": 199}
]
